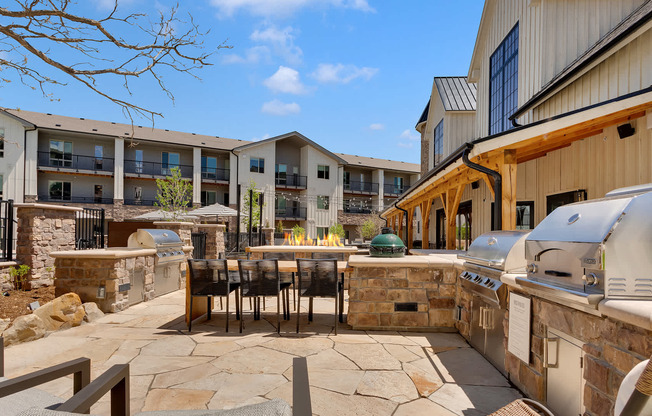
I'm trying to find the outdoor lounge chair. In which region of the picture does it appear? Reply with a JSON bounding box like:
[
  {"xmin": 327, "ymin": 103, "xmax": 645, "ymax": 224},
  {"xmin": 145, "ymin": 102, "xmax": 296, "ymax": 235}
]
[
  {"xmin": 295, "ymin": 258, "xmax": 341, "ymax": 335},
  {"xmin": 237, "ymin": 259, "xmax": 284, "ymax": 334},
  {"xmin": 1, "ymin": 336, "xmax": 312, "ymax": 416}
]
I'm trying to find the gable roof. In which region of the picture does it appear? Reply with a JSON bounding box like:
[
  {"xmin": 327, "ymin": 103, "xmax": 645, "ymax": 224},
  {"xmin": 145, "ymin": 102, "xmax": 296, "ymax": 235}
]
[
  {"xmin": 335, "ymin": 153, "xmax": 420, "ymax": 173},
  {"xmin": 416, "ymin": 100, "xmax": 430, "ymax": 126},
  {"xmin": 510, "ymin": 0, "xmax": 652, "ymax": 121},
  {"xmin": 1, "ymin": 108, "xmax": 250, "ymax": 150},
  {"xmin": 434, "ymin": 77, "xmax": 477, "ymax": 111},
  {"xmin": 233, "ymin": 131, "xmax": 347, "ymax": 164}
]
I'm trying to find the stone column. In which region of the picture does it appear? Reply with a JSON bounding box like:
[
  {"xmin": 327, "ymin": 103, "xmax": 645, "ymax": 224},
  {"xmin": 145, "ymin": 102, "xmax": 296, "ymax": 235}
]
[
  {"xmin": 197, "ymin": 224, "xmax": 226, "ymax": 258},
  {"xmin": 262, "ymin": 227, "xmax": 274, "ymax": 245},
  {"xmin": 15, "ymin": 203, "xmax": 82, "ymax": 288}
]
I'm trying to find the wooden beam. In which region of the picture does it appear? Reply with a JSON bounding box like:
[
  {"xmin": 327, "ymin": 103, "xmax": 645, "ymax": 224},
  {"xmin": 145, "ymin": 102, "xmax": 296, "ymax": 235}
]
[
  {"xmin": 482, "ymin": 174, "xmax": 495, "ymax": 199},
  {"xmin": 420, "ymin": 198, "xmax": 433, "ymax": 250},
  {"xmin": 397, "ymin": 212, "xmax": 404, "ymax": 243},
  {"xmin": 500, "ymin": 150, "xmax": 517, "ymax": 230},
  {"xmin": 444, "ymin": 185, "xmax": 465, "ymax": 250},
  {"xmin": 407, "ymin": 207, "xmax": 415, "ymax": 250}
]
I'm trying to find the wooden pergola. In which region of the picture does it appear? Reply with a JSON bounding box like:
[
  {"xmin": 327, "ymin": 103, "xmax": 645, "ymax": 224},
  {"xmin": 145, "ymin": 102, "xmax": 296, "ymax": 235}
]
[{"xmin": 383, "ymin": 95, "xmax": 652, "ymax": 250}]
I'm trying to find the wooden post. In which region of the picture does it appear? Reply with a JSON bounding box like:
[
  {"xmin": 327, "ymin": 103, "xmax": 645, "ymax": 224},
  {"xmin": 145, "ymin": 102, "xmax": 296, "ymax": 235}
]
[
  {"xmin": 445, "ymin": 185, "xmax": 464, "ymax": 250},
  {"xmin": 420, "ymin": 198, "xmax": 432, "ymax": 250},
  {"xmin": 406, "ymin": 206, "xmax": 414, "ymax": 250},
  {"xmin": 397, "ymin": 212, "xmax": 404, "ymax": 242},
  {"xmin": 500, "ymin": 150, "xmax": 517, "ymax": 230}
]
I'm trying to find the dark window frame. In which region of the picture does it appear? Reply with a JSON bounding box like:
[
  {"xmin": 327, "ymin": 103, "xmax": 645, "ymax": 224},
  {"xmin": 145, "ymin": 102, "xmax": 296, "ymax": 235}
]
[
  {"xmin": 433, "ymin": 119, "xmax": 443, "ymax": 166},
  {"xmin": 250, "ymin": 157, "xmax": 265, "ymax": 173},
  {"xmin": 49, "ymin": 180, "xmax": 72, "ymax": 201},
  {"xmin": 317, "ymin": 195, "xmax": 329, "ymax": 210},
  {"xmin": 490, "ymin": 201, "xmax": 536, "ymax": 230},
  {"xmin": 0, "ymin": 128, "xmax": 4, "ymax": 158},
  {"xmin": 317, "ymin": 165, "xmax": 330, "ymax": 179},
  {"xmin": 489, "ymin": 23, "xmax": 519, "ymax": 135}
]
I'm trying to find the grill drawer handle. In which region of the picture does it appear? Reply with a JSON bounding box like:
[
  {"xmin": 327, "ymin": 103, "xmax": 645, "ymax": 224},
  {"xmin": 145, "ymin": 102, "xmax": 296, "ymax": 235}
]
[
  {"xmin": 544, "ymin": 270, "xmax": 572, "ymax": 277},
  {"xmin": 544, "ymin": 337, "xmax": 560, "ymax": 368}
]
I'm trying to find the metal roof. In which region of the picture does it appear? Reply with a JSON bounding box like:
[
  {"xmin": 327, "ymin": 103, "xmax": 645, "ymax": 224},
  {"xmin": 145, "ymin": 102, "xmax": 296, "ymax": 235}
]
[
  {"xmin": 510, "ymin": 0, "xmax": 652, "ymax": 120},
  {"xmin": 1, "ymin": 109, "xmax": 250, "ymax": 150},
  {"xmin": 434, "ymin": 77, "xmax": 477, "ymax": 112},
  {"xmin": 335, "ymin": 153, "xmax": 420, "ymax": 173}
]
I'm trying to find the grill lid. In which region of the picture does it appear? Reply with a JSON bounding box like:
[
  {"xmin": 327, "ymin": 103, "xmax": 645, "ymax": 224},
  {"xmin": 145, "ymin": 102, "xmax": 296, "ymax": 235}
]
[
  {"xmin": 369, "ymin": 228, "xmax": 405, "ymax": 258},
  {"xmin": 458, "ymin": 230, "xmax": 530, "ymax": 272},
  {"xmin": 127, "ymin": 229, "xmax": 183, "ymax": 249}
]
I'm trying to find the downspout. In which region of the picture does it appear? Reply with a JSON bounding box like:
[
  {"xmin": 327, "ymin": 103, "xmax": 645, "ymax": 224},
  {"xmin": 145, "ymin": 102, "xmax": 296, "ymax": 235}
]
[
  {"xmin": 461, "ymin": 143, "xmax": 502, "ymax": 230},
  {"xmin": 378, "ymin": 212, "xmax": 387, "ymax": 227},
  {"xmin": 230, "ymin": 149, "xmax": 240, "ymax": 251},
  {"xmin": 394, "ymin": 201, "xmax": 409, "ymax": 242}
]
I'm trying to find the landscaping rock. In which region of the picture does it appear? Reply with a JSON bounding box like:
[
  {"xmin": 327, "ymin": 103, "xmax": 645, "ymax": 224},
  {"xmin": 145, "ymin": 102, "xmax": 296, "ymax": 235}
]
[
  {"xmin": 82, "ymin": 302, "xmax": 105, "ymax": 323},
  {"xmin": 33, "ymin": 292, "xmax": 85, "ymax": 331},
  {"xmin": 2, "ymin": 314, "xmax": 47, "ymax": 346},
  {"xmin": 0, "ymin": 318, "xmax": 10, "ymax": 334}
]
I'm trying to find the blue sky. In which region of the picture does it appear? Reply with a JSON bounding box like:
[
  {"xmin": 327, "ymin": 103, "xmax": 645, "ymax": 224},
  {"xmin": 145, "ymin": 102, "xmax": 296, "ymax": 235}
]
[{"xmin": 3, "ymin": 1, "xmax": 484, "ymax": 164}]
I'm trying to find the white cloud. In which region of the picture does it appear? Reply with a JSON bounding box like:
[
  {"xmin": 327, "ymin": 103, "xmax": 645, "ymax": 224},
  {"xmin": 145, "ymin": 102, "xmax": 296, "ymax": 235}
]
[
  {"xmin": 263, "ymin": 66, "xmax": 309, "ymax": 94},
  {"xmin": 252, "ymin": 133, "xmax": 271, "ymax": 142},
  {"xmin": 221, "ymin": 46, "xmax": 271, "ymax": 65},
  {"xmin": 210, "ymin": 0, "xmax": 374, "ymax": 18},
  {"xmin": 397, "ymin": 142, "xmax": 414, "ymax": 149},
  {"xmin": 261, "ymin": 100, "xmax": 301, "ymax": 116},
  {"xmin": 311, "ymin": 63, "xmax": 378, "ymax": 84},
  {"xmin": 369, "ymin": 123, "xmax": 384, "ymax": 131},
  {"xmin": 250, "ymin": 25, "xmax": 303, "ymax": 65},
  {"xmin": 400, "ymin": 129, "xmax": 419, "ymax": 141}
]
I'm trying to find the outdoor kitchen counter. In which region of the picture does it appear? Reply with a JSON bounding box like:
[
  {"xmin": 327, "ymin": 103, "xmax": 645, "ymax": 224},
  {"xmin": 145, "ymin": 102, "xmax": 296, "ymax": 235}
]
[
  {"xmin": 347, "ymin": 254, "xmax": 459, "ymax": 331},
  {"xmin": 50, "ymin": 247, "xmax": 157, "ymax": 259}
]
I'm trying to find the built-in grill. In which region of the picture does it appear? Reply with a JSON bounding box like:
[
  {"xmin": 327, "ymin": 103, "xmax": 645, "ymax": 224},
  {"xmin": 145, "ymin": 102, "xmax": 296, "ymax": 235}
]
[
  {"xmin": 128, "ymin": 229, "xmax": 185, "ymax": 297},
  {"xmin": 457, "ymin": 230, "xmax": 531, "ymax": 375},
  {"xmin": 516, "ymin": 184, "xmax": 652, "ymax": 310}
]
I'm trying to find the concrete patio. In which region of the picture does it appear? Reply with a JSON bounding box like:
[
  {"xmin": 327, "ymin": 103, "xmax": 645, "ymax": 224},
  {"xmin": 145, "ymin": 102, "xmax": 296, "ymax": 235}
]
[{"xmin": 3, "ymin": 290, "xmax": 523, "ymax": 415}]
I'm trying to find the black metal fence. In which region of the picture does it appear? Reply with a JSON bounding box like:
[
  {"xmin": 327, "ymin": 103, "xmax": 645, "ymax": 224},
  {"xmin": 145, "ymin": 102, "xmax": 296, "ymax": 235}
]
[
  {"xmin": 191, "ymin": 232, "xmax": 207, "ymax": 259},
  {"xmin": 224, "ymin": 232, "xmax": 265, "ymax": 254},
  {"xmin": 75, "ymin": 208, "xmax": 105, "ymax": 249},
  {"xmin": 0, "ymin": 200, "xmax": 14, "ymax": 261}
]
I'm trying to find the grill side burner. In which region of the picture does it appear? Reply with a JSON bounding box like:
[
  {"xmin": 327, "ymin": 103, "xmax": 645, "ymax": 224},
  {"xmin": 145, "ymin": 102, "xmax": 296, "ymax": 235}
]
[{"xmin": 517, "ymin": 186, "xmax": 652, "ymax": 309}]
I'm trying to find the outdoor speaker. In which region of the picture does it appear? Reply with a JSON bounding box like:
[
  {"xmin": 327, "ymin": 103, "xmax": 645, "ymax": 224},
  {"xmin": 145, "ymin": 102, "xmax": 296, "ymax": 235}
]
[{"xmin": 617, "ymin": 123, "xmax": 635, "ymax": 139}]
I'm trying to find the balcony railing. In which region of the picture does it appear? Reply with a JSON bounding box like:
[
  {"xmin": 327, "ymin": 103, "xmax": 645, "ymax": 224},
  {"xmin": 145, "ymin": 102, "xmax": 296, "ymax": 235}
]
[
  {"xmin": 38, "ymin": 195, "xmax": 113, "ymax": 204},
  {"xmin": 124, "ymin": 199, "xmax": 192, "ymax": 207},
  {"xmin": 275, "ymin": 174, "xmax": 307, "ymax": 188},
  {"xmin": 343, "ymin": 181, "xmax": 379, "ymax": 194},
  {"xmin": 383, "ymin": 183, "xmax": 410, "ymax": 196},
  {"xmin": 38, "ymin": 151, "xmax": 114, "ymax": 173},
  {"xmin": 275, "ymin": 206, "xmax": 307, "ymax": 220},
  {"xmin": 124, "ymin": 160, "xmax": 193, "ymax": 178},
  {"xmin": 201, "ymin": 167, "xmax": 230, "ymax": 182},
  {"xmin": 343, "ymin": 205, "xmax": 373, "ymax": 214}
]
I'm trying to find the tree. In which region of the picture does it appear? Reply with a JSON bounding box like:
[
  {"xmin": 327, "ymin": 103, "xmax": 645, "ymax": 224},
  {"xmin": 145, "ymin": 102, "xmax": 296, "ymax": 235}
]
[
  {"xmin": 357, "ymin": 215, "xmax": 383, "ymax": 240},
  {"xmin": 242, "ymin": 179, "xmax": 263, "ymax": 230},
  {"xmin": 155, "ymin": 167, "xmax": 192, "ymax": 221},
  {"xmin": 291, "ymin": 224, "xmax": 305, "ymax": 238},
  {"xmin": 0, "ymin": 0, "xmax": 229, "ymax": 123},
  {"xmin": 329, "ymin": 223, "xmax": 345, "ymax": 239}
]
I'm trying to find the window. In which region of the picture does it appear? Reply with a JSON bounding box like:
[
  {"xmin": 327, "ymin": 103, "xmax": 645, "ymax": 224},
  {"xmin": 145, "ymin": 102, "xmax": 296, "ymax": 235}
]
[
  {"xmin": 317, "ymin": 227, "xmax": 329, "ymax": 239},
  {"xmin": 250, "ymin": 157, "xmax": 265, "ymax": 173},
  {"xmin": 317, "ymin": 165, "xmax": 329, "ymax": 179},
  {"xmin": 201, "ymin": 190, "xmax": 217, "ymax": 206},
  {"xmin": 489, "ymin": 23, "xmax": 519, "ymax": 135},
  {"xmin": 95, "ymin": 145, "xmax": 104, "ymax": 170},
  {"xmin": 275, "ymin": 196, "xmax": 286, "ymax": 214},
  {"xmin": 276, "ymin": 164, "xmax": 287, "ymax": 184},
  {"xmin": 343, "ymin": 171, "xmax": 350, "ymax": 188},
  {"xmin": 135, "ymin": 150, "xmax": 143, "ymax": 173},
  {"xmin": 394, "ymin": 177, "xmax": 404, "ymax": 194},
  {"xmin": 547, "ymin": 190, "xmax": 586, "ymax": 215},
  {"xmin": 0, "ymin": 174, "xmax": 3, "ymax": 199},
  {"xmin": 516, "ymin": 201, "xmax": 534, "ymax": 230},
  {"xmin": 50, "ymin": 140, "xmax": 73, "ymax": 167},
  {"xmin": 433, "ymin": 120, "xmax": 443, "ymax": 166},
  {"xmin": 202, "ymin": 156, "xmax": 217, "ymax": 178},
  {"xmin": 134, "ymin": 186, "xmax": 142, "ymax": 203},
  {"xmin": 94, "ymin": 185, "xmax": 103, "ymax": 203},
  {"xmin": 161, "ymin": 152, "xmax": 180, "ymax": 175},
  {"xmin": 49, "ymin": 181, "xmax": 71, "ymax": 201},
  {"xmin": 317, "ymin": 195, "xmax": 329, "ymax": 210},
  {"xmin": 0, "ymin": 128, "xmax": 4, "ymax": 157},
  {"xmin": 223, "ymin": 193, "xmax": 229, "ymax": 206}
]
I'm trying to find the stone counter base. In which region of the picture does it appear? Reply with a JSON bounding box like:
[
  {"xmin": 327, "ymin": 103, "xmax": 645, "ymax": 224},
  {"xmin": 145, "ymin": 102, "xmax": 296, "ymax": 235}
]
[{"xmin": 348, "ymin": 266, "xmax": 458, "ymax": 330}]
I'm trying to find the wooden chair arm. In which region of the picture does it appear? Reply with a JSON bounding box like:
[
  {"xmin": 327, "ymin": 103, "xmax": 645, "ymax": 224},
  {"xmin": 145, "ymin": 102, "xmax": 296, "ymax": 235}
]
[
  {"xmin": 57, "ymin": 364, "xmax": 130, "ymax": 416},
  {"xmin": 0, "ymin": 356, "xmax": 91, "ymax": 398}
]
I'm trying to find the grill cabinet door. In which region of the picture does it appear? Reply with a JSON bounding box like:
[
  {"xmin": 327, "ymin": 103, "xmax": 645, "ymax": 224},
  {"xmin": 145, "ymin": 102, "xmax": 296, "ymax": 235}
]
[{"xmin": 546, "ymin": 329, "xmax": 584, "ymax": 416}]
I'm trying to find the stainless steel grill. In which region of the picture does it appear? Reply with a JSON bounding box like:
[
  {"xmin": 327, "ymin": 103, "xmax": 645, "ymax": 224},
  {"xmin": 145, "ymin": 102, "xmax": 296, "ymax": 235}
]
[
  {"xmin": 516, "ymin": 184, "xmax": 652, "ymax": 309},
  {"xmin": 457, "ymin": 230, "xmax": 530, "ymax": 375},
  {"xmin": 128, "ymin": 229, "xmax": 185, "ymax": 296}
]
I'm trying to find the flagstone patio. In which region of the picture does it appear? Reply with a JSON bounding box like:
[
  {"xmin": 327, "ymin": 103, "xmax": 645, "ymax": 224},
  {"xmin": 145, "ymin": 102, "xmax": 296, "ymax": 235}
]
[{"xmin": 3, "ymin": 290, "xmax": 523, "ymax": 415}]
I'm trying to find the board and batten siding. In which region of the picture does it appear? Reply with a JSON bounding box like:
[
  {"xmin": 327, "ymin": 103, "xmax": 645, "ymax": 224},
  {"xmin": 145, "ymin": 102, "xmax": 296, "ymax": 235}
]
[
  {"xmin": 444, "ymin": 112, "xmax": 476, "ymax": 156},
  {"xmin": 423, "ymin": 85, "xmax": 446, "ymax": 172}
]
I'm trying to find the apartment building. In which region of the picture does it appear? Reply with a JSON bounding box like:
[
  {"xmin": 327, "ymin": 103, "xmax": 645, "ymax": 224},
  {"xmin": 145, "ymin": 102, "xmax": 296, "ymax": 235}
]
[
  {"xmin": 0, "ymin": 110, "xmax": 419, "ymax": 238},
  {"xmin": 385, "ymin": 0, "xmax": 652, "ymax": 251}
]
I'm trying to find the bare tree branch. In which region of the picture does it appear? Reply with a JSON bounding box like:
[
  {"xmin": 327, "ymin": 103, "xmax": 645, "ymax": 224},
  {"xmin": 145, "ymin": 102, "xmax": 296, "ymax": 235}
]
[{"xmin": 0, "ymin": 0, "xmax": 231, "ymax": 126}]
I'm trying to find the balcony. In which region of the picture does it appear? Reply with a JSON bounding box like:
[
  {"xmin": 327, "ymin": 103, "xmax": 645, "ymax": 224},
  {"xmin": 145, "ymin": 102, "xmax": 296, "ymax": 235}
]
[
  {"xmin": 123, "ymin": 199, "xmax": 192, "ymax": 207},
  {"xmin": 38, "ymin": 195, "xmax": 113, "ymax": 205},
  {"xmin": 343, "ymin": 204, "xmax": 373, "ymax": 214},
  {"xmin": 343, "ymin": 181, "xmax": 378, "ymax": 194},
  {"xmin": 124, "ymin": 160, "xmax": 193, "ymax": 178},
  {"xmin": 201, "ymin": 167, "xmax": 230, "ymax": 182},
  {"xmin": 383, "ymin": 183, "xmax": 410, "ymax": 196},
  {"xmin": 38, "ymin": 151, "xmax": 114, "ymax": 174},
  {"xmin": 275, "ymin": 206, "xmax": 307, "ymax": 220},
  {"xmin": 275, "ymin": 174, "xmax": 307, "ymax": 189}
]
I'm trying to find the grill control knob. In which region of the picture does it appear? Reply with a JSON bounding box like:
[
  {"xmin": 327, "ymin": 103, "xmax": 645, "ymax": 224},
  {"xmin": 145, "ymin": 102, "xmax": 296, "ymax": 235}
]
[
  {"xmin": 526, "ymin": 263, "xmax": 538, "ymax": 273},
  {"xmin": 583, "ymin": 273, "xmax": 600, "ymax": 287}
]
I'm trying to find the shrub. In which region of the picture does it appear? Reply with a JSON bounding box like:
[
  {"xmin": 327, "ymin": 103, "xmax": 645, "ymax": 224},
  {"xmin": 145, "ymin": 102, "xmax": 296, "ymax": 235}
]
[
  {"xmin": 291, "ymin": 224, "xmax": 305, "ymax": 238},
  {"xmin": 9, "ymin": 265, "xmax": 31, "ymax": 291},
  {"xmin": 329, "ymin": 223, "xmax": 346, "ymax": 239}
]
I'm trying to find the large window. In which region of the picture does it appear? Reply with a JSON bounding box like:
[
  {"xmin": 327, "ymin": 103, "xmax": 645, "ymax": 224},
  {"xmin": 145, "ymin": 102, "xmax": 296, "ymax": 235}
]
[
  {"xmin": 433, "ymin": 120, "xmax": 443, "ymax": 166},
  {"xmin": 161, "ymin": 152, "xmax": 179, "ymax": 175},
  {"xmin": 201, "ymin": 190, "xmax": 217, "ymax": 206},
  {"xmin": 94, "ymin": 145, "xmax": 103, "ymax": 170},
  {"xmin": 491, "ymin": 201, "xmax": 536, "ymax": 230},
  {"xmin": 547, "ymin": 190, "xmax": 586, "ymax": 215},
  {"xmin": 0, "ymin": 128, "xmax": 4, "ymax": 158},
  {"xmin": 135, "ymin": 150, "xmax": 143, "ymax": 173},
  {"xmin": 316, "ymin": 227, "xmax": 329, "ymax": 239},
  {"xmin": 202, "ymin": 156, "xmax": 217, "ymax": 178},
  {"xmin": 49, "ymin": 180, "xmax": 71, "ymax": 201},
  {"xmin": 317, "ymin": 165, "xmax": 330, "ymax": 179},
  {"xmin": 489, "ymin": 23, "xmax": 519, "ymax": 135},
  {"xmin": 276, "ymin": 163, "xmax": 287, "ymax": 184},
  {"xmin": 250, "ymin": 157, "xmax": 264, "ymax": 173},
  {"xmin": 343, "ymin": 171, "xmax": 350, "ymax": 188},
  {"xmin": 317, "ymin": 195, "xmax": 329, "ymax": 210},
  {"xmin": 0, "ymin": 174, "xmax": 3, "ymax": 199},
  {"xmin": 50, "ymin": 140, "xmax": 73, "ymax": 167},
  {"xmin": 393, "ymin": 176, "xmax": 404, "ymax": 194}
]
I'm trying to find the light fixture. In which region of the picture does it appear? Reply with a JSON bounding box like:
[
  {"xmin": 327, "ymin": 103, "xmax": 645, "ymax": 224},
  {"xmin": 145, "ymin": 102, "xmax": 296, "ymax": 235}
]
[{"xmin": 617, "ymin": 123, "xmax": 635, "ymax": 139}]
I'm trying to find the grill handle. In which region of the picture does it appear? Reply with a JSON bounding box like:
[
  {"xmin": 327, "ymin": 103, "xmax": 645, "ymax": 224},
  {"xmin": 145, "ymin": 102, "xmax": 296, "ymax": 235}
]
[
  {"xmin": 544, "ymin": 337, "xmax": 560, "ymax": 368},
  {"xmin": 457, "ymin": 254, "xmax": 504, "ymax": 268},
  {"xmin": 544, "ymin": 270, "xmax": 572, "ymax": 277}
]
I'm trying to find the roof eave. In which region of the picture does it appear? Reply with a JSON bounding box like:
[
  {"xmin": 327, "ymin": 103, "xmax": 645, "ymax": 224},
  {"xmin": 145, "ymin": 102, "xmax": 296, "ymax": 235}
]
[{"xmin": 0, "ymin": 109, "xmax": 36, "ymax": 128}]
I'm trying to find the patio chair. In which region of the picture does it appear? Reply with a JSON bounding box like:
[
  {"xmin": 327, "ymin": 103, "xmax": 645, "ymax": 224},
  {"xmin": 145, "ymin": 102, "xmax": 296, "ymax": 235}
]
[
  {"xmin": 237, "ymin": 259, "xmax": 283, "ymax": 334},
  {"xmin": 187, "ymin": 259, "xmax": 241, "ymax": 332},
  {"xmin": 616, "ymin": 357, "xmax": 652, "ymax": 416},
  {"xmin": 488, "ymin": 398, "xmax": 554, "ymax": 415},
  {"xmin": 0, "ymin": 336, "xmax": 130, "ymax": 416},
  {"xmin": 295, "ymin": 258, "xmax": 341, "ymax": 335}
]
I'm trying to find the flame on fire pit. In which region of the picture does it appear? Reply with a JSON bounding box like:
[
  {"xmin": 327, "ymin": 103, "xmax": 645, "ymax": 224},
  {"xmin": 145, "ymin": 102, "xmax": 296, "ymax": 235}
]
[{"xmin": 283, "ymin": 232, "xmax": 344, "ymax": 247}]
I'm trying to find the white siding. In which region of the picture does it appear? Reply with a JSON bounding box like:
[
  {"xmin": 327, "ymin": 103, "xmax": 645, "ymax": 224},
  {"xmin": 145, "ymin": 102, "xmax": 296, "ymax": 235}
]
[{"xmin": 0, "ymin": 115, "xmax": 27, "ymax": 202}]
